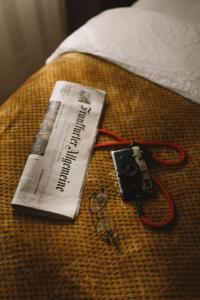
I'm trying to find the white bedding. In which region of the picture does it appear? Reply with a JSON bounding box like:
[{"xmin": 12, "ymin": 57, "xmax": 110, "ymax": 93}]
[
  {"xmin": 133, "ymin": 0, "xmax": 200, "ymax": 24},
  {"xmin": 47, "ymin": 5, "xmax": 200, "ymax": 105}
]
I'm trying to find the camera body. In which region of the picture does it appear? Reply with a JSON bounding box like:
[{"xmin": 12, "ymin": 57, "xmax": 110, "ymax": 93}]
[{"xmin": 111, "ymin": 146, "xmax": 153, "ymax": 201}]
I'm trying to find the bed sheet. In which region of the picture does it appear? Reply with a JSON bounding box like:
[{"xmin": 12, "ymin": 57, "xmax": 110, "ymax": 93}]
[
  {"xmin": 47, "ymin": 6, "xmax": 200, "ymax": 106},
  {"xmin": 134, "ymin": 0, "xmax": 200, "ymax": 24}
]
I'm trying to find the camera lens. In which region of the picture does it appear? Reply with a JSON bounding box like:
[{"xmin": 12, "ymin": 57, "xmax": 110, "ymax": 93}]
[{"xmin": 121, "ymin": 160, "xmax": 140, "ymax": 177}]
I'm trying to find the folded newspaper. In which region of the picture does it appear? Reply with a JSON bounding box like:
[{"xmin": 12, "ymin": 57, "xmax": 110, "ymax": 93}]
[{"xmin": 11, "ymin": 81, "xmax": 105, "ymax": 219}]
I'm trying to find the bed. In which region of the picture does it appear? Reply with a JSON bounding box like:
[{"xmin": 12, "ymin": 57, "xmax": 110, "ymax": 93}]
[{"xmin": 0, "ymin": 1, "xmax": 200, "ymax": 299}]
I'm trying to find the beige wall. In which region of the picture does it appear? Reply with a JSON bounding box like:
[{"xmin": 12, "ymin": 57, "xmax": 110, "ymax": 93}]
[{"xmin": 0, "ymin": 0, "xmax": 68, "ymax": 105}]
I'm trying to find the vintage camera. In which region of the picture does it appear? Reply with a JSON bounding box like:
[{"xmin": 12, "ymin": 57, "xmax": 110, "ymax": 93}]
[{"xmin": 111, "ymin": 146, "xmax": 153, "ymax": 202}]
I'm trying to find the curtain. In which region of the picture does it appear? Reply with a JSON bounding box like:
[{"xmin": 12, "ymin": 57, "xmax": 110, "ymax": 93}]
[{"xmin": 0, "ymin": 0, "xmax": 68, "ymax": 105}]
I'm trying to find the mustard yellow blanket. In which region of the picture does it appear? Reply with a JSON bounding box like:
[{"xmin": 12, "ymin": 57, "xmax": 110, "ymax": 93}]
[{"xmin": 0, "ymin": 53, "xmax": 200, "ymax": 300}]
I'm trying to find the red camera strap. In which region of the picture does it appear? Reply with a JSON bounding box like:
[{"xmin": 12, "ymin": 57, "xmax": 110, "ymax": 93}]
[{"xmin": 95, "ymin": 129, "xmax": 187, "ymax": 229}]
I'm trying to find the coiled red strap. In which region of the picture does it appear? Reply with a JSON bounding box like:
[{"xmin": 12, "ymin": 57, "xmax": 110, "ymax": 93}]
[
  {"xmin": 96, "ymin": 129, "xmax": 186, "ymax": 166},
  {"xmin": 95, "ymin": 129, "xmax": 186, "ymax": 229},
  {"xmin": 140, "ymin": 175, "xmax": 175, "ymax": 228}
]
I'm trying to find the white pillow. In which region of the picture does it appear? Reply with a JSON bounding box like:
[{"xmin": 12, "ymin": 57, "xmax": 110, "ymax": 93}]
[
  {"xmin": 47, "ymin": 7, "xmax": 200, "ymax": 105},
  {"xmin": 133, "ymin": 0, "xmax": 200, "ymax": 24}
]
